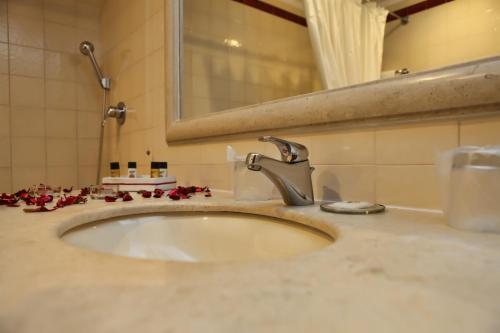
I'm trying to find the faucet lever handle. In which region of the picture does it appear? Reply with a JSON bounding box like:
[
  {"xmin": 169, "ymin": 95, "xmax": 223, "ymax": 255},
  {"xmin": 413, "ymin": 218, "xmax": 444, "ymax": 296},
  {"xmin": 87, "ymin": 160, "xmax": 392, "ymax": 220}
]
[{"xmin": 258, "ymin": 136, "xmax": 309, "ymax": 163}]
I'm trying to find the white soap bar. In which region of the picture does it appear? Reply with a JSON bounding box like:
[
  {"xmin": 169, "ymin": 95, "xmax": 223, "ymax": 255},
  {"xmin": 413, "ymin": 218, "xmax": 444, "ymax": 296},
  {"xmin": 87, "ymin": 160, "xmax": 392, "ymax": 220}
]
[{"xmin": 327, "ymin": 201, "xmax": 373, "ymax": 210}]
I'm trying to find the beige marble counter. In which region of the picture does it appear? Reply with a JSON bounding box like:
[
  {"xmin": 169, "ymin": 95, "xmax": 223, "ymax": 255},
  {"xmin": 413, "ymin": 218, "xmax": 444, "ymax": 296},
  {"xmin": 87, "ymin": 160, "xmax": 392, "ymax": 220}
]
[{"xmin": 1, "ymin": 192, "xmax": 500, "ymax": 332}]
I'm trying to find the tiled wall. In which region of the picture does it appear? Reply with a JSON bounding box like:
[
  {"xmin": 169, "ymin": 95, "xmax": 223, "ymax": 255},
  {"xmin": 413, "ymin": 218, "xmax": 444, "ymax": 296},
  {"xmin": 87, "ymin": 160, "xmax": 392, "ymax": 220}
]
[
  {"xmin": 0, "ymin": 0, "xmax": 103, "ymax": 193},
  {"xmin": 383, "ymin": 0, "xmax": 500, "ymax": 73},
  {"xmin": 100, "ymin": 0, "xmax": 165, "ymax": 175},
  {"xmin": 181, "ymin": 0, "xmax": 321, "ymax": 118},
  {"xmin": 156, "ymin": 116, "xmax": 500, "ymax": 210},
  {"xmin": 102, "ymin": 1, "xmax": 500, "ymax": 211}
]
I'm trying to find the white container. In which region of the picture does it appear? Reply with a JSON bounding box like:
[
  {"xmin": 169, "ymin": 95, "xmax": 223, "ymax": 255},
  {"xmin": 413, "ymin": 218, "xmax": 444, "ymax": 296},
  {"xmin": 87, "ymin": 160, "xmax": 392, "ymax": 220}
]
[
  {"xmin": 102, "ymin": 176, "xmax": 176, "ymax": 192},
  {"xmin": 437, "ymin": 146, "xmax": 500, "ymax": 233},
  {"xmin": 232, "ymin": 160, "xmax": 276, "ymax": 201},
  {"xmin": 227, "ymin": 146, "xmax": 275, "ymax": 201}
]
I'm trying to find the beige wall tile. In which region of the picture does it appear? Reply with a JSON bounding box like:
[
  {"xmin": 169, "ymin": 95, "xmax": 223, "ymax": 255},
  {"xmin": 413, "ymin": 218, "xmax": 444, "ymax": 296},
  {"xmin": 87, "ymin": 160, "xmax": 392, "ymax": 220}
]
[
  {"xmin": 460, "ymin": 116, "xmax": 500, "ymax": 146},
  {"xmin": 144, "ymin": 87, "xmax": 164, "ymax": 129},
  {"xmin": 12, "ymin": 166, "xmax": 46, "ymax": 190},
  {"xmin": 44, "ymin": 22, "xmax": 77, "ymax": 53},
  {"xmin": 45, "ymin": 80, "xmax": 76, "ymax": 109},
  {"xmin": 199, "ymin": 164, "xmax": 232, "ymax": 190},
  {"xmin": 168, "ymin": 164, "xmax": 200, "ymax": 188},
  {"xmin": 78, "ymin": 138, "xmax": 98, "ymax": 166},
  {"xmin": 45, "ymin": 51, "xmax": 77, "ymax": 81},
  {"xmin": 166, "ymin": 144, "xmax": 203, "ymax": 166},
  {"xmin": 145, "ymin": 11, "xmax": 164, "ymax": 54},
  {"xmin": 376, "ymin": 122, "xmax": 458, "ymax": 165},
  {"xmin": 76, "ymin": 57, "xmax": 98, "ymax": 85},
  {"xmin": 2, "ymin": 0, "xmax": 102, "ymax": 190},
  {"xmin": 145, "ymin": 0, "xmax": 163, "ymax": 19},
  {"xmin": 11, "ymin": 137, "xmax": 46, "ymax": 167},
  {"xmin": 77, "ymin": 3, "xmax": 101, "ymax": 31},
  {"xmin": 9, "ymin": 45, "xmax": 44, "ymax": 77},
  {"xmin": 129, "ymin": 130, "xmax": 153, "ymax": 165},
  {"xmin": 0, "ymin": 74, "xmax": 9, "ymax": 105},
  {"xmin": 145, "ymin": 48, "xmax": 164, "ymax": 92},
  {"xmin": 0, "ymin": 135, "xmax": 10, "ymax": 167},
  {"xmin": 376, "ymin": 165, "xmax": 440, "ymax": 209},
  {"xmin": 0, "ymin": 42, "xmax": 7, "ymax": 74},
  {"xmin": 47, "ymin": 138, "xmax": 77, "ymax": 166},
  {"xmin": 47, "ymin": 165, "xmax": 77, "ymax": 188},
  {"xmin": 0, "ymin": 167, "xmax": 11, "ymax": 193},
  {"xmin": 8, "ymin": 0, "xmax": 43, "ymax": 18},
  {"xmin": 44, "ymin": 0, "xmax": 76, "ymax": 26},
  {"xmin": 0, "ymin": 0, "xmax": 6, "ymax": 43},
  {"xmin": 309, "ymin": 129, "xmax": 375, "ymax": 165},
  {"xmin": 122, "ymin": 60, "xmax": 146, "ymax": 99},
  {"xmin": 10, "ymin": 76, "xmax": 44, "ymax": 107},
  {"xmin": 11, "ymin": 107, "xmax": 45, "ymax": 137},
  {"xmin": 8, "ymin": 15, "xmax": 44, "ymax": 48},
  {"xmin": 77, "ymin": 83, "xmax": 101, "ymax": 112},
  {"xmin": 312, "ymin": 165, "xmax": 376, "ymax": 202},
  {"xmin": 123, "ymin": 0, "xmax": 147, "ymax": 35},
  {"xmin": 77, "ymin": 111, "xmax": 100, "ymax": 139},
  {"xmin": 0, "ymin": 105, "xmax": 9, "ymax": 136},
  {"xmin": 46, "ymin": 109, "xmax": 77, "ymax": 138},
  {"xmin": 78, "ymin": 166, "xmax": 96, "ymax": 187}
]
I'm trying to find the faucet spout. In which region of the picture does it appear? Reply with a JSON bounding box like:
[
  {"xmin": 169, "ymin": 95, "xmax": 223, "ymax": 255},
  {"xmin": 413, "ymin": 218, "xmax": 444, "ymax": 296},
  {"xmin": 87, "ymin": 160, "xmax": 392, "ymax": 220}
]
[{"xmin": 246, "ymin": 153, "xmax": 314, "ymax": 206}]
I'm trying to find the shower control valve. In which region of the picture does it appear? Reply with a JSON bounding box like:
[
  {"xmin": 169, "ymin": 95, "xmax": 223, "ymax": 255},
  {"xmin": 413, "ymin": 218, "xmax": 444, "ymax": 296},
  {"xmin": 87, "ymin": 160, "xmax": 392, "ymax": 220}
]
[{"xmin": 107, "ymin": 101, "xmax": 126, "ymax": 125}]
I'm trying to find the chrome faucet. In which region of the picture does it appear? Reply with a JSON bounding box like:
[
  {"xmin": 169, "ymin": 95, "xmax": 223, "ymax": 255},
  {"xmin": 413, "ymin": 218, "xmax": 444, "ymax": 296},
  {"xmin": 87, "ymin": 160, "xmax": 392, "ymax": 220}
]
[{"xmin": 246, "ymin": 136, "xmax": 314, "ymax": 206}]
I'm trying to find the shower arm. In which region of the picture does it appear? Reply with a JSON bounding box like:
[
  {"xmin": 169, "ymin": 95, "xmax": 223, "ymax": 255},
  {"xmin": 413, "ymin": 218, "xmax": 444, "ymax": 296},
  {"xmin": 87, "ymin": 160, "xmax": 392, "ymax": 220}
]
[{"xmin": 86, "ymin": 51, "xmax": 110, "ymax": 90}]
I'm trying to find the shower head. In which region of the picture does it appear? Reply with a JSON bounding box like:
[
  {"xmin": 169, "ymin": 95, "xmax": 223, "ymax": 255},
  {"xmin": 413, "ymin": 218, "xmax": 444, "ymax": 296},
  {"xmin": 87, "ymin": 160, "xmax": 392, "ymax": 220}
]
[
  {"xmin": 79, "ymin": 40, "xmax": 110, "ymax": 90},
  {"xmin": 79, "ymin": 40, "xmax": 95, "ymax": 56}
]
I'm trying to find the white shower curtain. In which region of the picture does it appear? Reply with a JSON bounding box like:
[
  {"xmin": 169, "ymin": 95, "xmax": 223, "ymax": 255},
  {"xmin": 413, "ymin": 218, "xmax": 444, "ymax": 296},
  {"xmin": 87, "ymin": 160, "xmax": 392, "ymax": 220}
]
[{"xmin": 304, "ymin": 0, "xmax": 388, "ymax": 89}]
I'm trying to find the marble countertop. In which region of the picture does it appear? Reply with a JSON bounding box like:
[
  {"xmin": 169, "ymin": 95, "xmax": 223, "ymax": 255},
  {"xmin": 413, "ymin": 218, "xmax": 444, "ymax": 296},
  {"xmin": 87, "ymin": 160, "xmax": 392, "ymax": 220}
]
[{"xmin": 1, "ymin": 192, "xmax": 500, "ymax": 333}]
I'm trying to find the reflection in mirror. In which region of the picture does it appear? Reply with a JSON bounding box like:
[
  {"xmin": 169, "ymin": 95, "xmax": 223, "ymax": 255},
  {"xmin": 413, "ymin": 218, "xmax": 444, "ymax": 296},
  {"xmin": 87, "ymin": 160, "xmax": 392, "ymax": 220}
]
[
  {"xmin": 182, "ymin": 0, "xmax": 322, "ymax": 119},
  {"xmin": 181, "ymin": 0, "xmax": 500, "ymax": 119}
]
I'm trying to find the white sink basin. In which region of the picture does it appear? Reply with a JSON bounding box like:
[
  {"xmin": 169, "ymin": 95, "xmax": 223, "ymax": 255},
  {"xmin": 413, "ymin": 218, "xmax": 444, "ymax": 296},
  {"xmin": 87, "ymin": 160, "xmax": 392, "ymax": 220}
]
[{"xmin": 61, "ymin": 212, "xmax": 333, "ymax": 262}]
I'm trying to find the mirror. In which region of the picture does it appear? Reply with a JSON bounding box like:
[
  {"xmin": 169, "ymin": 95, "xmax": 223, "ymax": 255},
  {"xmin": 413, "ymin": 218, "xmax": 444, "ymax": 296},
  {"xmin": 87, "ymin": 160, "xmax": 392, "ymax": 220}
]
[{"xmin": 180, "ymin": 0, "xmax": 500, "ymax": 120}]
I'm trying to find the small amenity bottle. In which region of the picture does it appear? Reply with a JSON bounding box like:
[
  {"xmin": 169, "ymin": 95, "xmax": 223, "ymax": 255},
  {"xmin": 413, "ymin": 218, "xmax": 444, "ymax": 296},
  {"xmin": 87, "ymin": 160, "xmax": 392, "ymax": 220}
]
[
  {"xmin": 150, "ymin": 162, "xmax": 160, "ymax": 178},
  {"xmin": 159, "ymin": 162, "xmax": 168, "ymax": 177},
  {"xmin": 128, "ymin": 162, "xmax": 137, "ymax": 178},
  {"xmin": 110, "ymin": 162, "xmax": 120, "ymax": 177}
]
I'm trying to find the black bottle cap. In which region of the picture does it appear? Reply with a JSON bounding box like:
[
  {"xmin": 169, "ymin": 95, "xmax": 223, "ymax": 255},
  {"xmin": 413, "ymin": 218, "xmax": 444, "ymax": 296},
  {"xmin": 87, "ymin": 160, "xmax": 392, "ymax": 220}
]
[
  {"xmin": 110, "ymin": 162, "xmax": 120, "ymax": 169},
  {"xmin": 150, "ymin": 161, "xmax": 159, "ymax": 168},
  {"xmin": 128, "ymin": 161, "xmax": 137, "ymax": 168},
  {"xmin": 159, "ymin": 162, "xmax": 168, "ymax": 168}
]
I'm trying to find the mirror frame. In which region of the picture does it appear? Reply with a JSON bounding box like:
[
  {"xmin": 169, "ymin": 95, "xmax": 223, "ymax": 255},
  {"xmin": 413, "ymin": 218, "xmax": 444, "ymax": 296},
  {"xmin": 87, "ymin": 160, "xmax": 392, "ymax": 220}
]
[{"xmin": 165, "ymin": 1, "xmax": 500, "ymax": 144}]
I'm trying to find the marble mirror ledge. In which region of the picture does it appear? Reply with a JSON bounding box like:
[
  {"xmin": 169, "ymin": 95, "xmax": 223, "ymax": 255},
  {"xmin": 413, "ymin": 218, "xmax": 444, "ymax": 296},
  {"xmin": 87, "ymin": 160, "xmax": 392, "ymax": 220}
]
[{"xmin": 165, "ymin": 1, "xmax": 500, "ymax": 143}]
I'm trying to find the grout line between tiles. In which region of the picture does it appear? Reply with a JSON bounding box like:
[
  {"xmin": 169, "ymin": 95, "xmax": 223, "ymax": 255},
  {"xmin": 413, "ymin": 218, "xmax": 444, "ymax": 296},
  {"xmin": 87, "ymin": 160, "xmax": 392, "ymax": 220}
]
[
  {"xmin": 6, "ymin": 0, "xmax": 12, "ymax": 192},
  {"xmin": 372, "ymin": 129, "xmax": 378, "ymax": 204},
  {"xmin": 42, "ymin": 0, "xmax": 48, "ymax": 186}
]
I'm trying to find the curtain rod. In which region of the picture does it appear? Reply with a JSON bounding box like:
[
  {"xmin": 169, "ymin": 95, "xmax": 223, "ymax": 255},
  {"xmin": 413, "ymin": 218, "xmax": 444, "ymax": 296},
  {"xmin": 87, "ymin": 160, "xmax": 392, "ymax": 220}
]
[
  {"xmin": 362, "ymin": 0, "xmax": 409, "ymax": 25},
  {"xmin": 231, "ymin": 0, "xmax": 307, "ymax": 27},
  {"xmin": 388, "ymin": 11, "xmax": 409, "ymax": 24}
]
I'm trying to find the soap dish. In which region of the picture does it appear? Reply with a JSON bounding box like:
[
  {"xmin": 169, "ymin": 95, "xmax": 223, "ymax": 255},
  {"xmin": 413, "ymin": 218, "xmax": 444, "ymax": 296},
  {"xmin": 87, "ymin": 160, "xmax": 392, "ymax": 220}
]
[{"xmin": 320, "ymin": 201, "xmax": 385, "ymax": 215}]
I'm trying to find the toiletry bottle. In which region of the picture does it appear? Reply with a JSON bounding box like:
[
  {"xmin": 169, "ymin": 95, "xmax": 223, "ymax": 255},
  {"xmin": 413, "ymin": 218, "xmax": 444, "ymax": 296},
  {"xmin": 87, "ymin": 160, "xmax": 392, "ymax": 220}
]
[
  {"xmin": 150, "ymin": 162, "xmax": 159, "ymax": 178},
  {"xmin": 110, "ymin": 162, "xmax": 120, "ymax": 177},
  {"xmin": 159, "ymin": 162, "xmax": 168, "ymax": 177},
  {"xmin": 128, "ymin": 162, "xmax": 137, "ymax": 178}
]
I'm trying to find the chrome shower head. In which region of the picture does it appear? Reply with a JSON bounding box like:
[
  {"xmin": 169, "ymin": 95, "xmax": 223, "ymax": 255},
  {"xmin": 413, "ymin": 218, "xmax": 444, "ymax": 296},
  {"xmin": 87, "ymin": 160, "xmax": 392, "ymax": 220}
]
[
  {"xmin": 79, "ymin": 41, "xmax": 95, "ymax": 56},
  {"xmin": 79, "ymin": 40, "xmax": 110, "ymax": 90}
]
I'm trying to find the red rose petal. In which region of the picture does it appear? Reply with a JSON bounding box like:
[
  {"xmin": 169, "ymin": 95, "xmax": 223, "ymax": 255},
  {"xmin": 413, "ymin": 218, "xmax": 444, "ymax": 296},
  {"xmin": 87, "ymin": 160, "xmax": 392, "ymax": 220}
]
[
  {"xmin": 122, "ymin": 193, "xmax": 133, "ymax": 201},
  {"xmin": 153, "ymin": 189, "xmax": 164, "ymax": 198},
  {"xmin": 141, "ymin": 191, "xmax": 152, "ymax": 198}
]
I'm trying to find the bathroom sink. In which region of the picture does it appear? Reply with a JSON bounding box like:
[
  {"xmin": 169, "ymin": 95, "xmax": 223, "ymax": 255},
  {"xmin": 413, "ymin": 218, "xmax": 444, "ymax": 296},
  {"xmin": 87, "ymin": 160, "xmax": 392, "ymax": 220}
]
[{"xmin": 61, "ymin": 212, "xmax": 333, "ymax": 262}]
